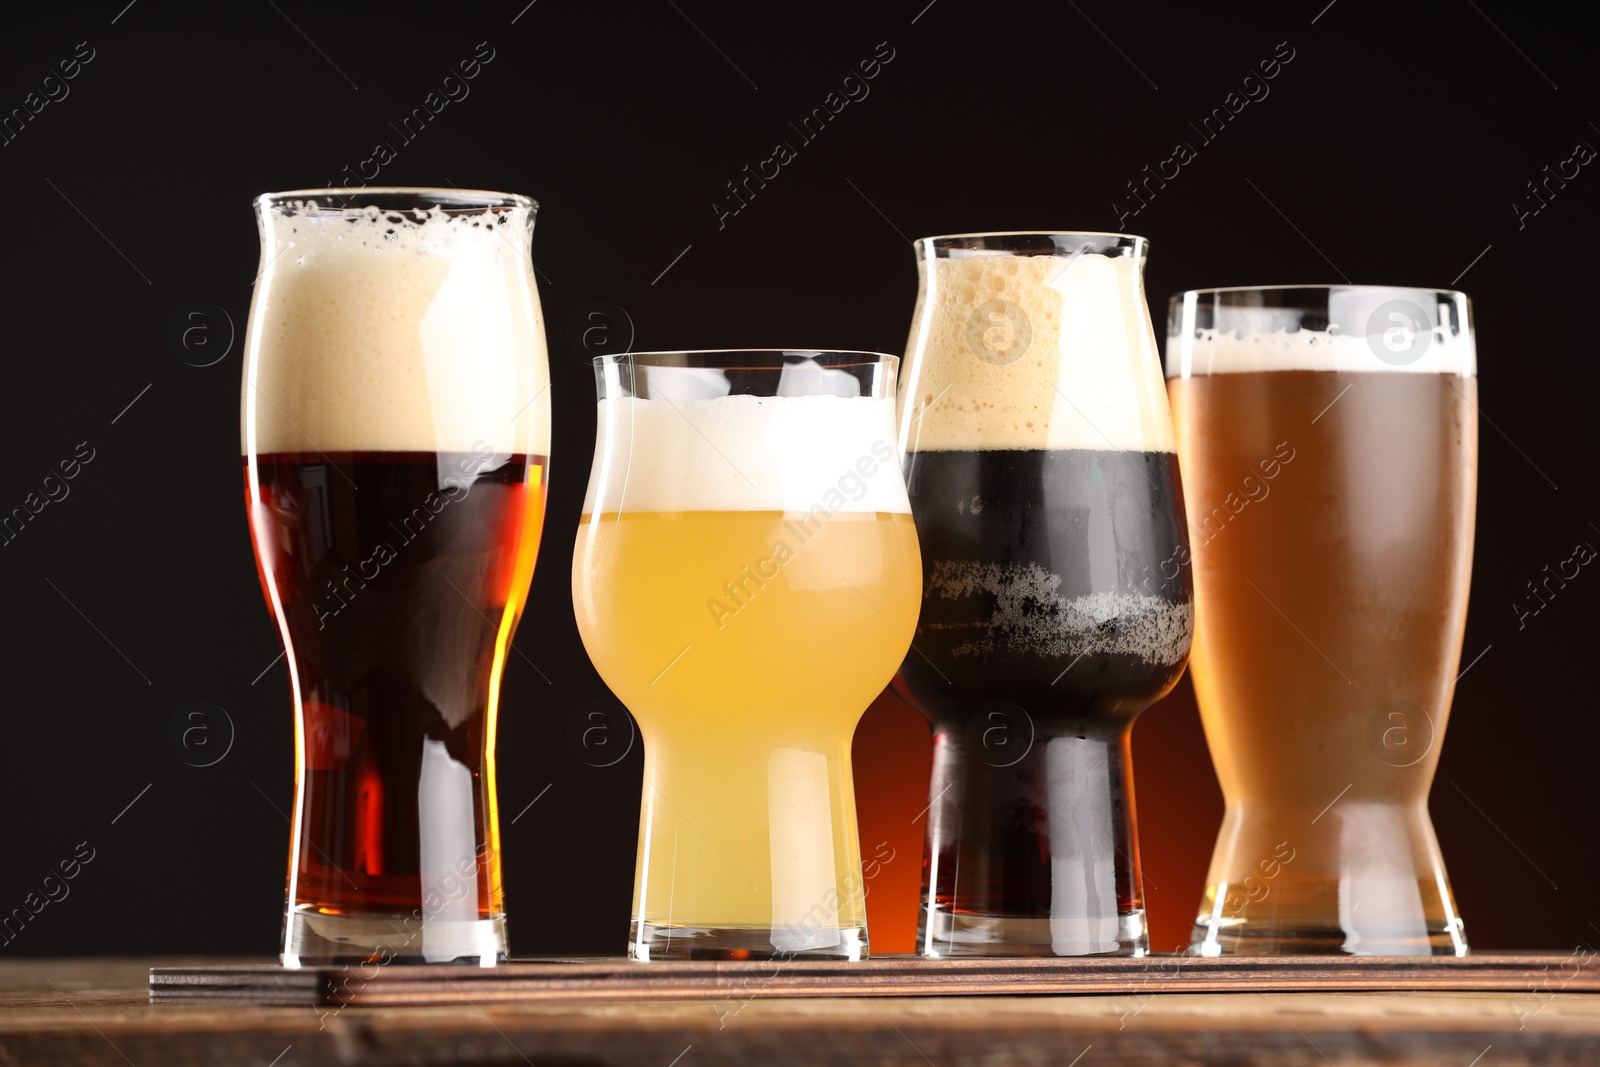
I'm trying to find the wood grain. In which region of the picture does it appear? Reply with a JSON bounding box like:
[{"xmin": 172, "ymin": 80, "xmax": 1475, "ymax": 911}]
[
  {"xmin": 149, "ymin": 952, "xmax": 1600, "ymax": 1005},
  {"xmin": 1, "ymin": 958, "xmax": 1597, "ymax": 1067}
]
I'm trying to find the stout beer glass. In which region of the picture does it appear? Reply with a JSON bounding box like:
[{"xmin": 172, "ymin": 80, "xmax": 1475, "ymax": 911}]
[
  {"xmin": 895, "ymin": 233, "xmax": 1193, "ymax": 957},
  {"xmin": 573, "ymin": 351, "xmax": 920, "ymax": 960},
  {"xmin": 1167, "ymin": 285, "xmax": 1475, "ymax": 956},
  {"xmin": 243, "ymin": 189, "xmax": 551, "ymax": 966}
]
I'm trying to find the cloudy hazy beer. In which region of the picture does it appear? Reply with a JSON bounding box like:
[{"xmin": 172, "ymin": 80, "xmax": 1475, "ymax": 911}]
[
  {"xmin": 1167, "ymin": 286, "xmax": 1475, "ymax": 955},
  {"xmin": 895, "ymin": 234, "xmax": 1192, "ymax": 957},
  {"xmin": 243, "ymin": 190, "xmax": 550, "ymax": 966},
  {"xmin": 573, "ymin": 354, "xmax": 919, "ymax": 960}
]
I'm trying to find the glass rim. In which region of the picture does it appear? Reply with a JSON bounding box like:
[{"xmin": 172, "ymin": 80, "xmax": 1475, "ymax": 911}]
[
  {"xmin": 256, "ymin": 187, "xmax": 537, "ymax": 213},
  {"xmin": 590, "ymin": 348, "xmax": 898, "ymax": 370},
  {"xmin": 1170, "ymin": 283, "xmax": 1468, "ymax": 303},
  {"xmin": 917, "ymin": 232, "xmax": 1148, "ymax": 260},
  {"xmin": 917, "ymin": 230, "xmax": 1147, "ymax": 243}
]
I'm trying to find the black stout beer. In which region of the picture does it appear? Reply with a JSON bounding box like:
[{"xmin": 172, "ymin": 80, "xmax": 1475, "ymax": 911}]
[
  {"xmin": 243, "ymin": 189, "xmax": 550, "ymax": 966},
  {"xmin": 895, "ymin": 233, "xmax": 1192, "ymax": 956}
]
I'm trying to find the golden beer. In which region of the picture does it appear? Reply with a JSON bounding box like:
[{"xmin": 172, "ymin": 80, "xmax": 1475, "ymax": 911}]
[
  {"xmin": 575, "ymin": 509, "xmax": 919, "ymax": 934},
  {"xmin": 572, "ymin": 353, "xmax": 920, "ymax": 959}
]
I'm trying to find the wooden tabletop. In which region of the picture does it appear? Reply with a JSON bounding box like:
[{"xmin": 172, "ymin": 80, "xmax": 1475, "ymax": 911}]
[{"xmin": 4, "ymin": 958, "xmax": 1600, "ymax": 1066}]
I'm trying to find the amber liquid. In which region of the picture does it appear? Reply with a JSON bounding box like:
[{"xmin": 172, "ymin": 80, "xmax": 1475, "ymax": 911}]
[
  {"xmin": 246, "ymin": 451, "xmax": 546, "ymax": 924},
  {"xmin": 1169, "ymin": 371, "xmax": 1475, "ymax": 954}
]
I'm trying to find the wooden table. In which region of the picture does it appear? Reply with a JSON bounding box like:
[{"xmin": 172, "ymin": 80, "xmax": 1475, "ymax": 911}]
[{"xmin": 4, "ymin": 958, "xmax": 1600, "ymax": 1066}]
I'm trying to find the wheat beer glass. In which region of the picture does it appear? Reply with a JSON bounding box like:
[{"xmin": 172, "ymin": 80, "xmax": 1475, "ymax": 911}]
[
  {"xmin": 573, "ymin": 351, "xmax": 920, "ymax": 960},
  {"xmin": 243, "ymin": 189, "xmax": 550, "ymax": 966},
  {"xmin": 1167, "ymin": 285, "xmax": 1475, "ymax": 956},
  {"xmin": 895, "ymin": 233, "xmax": 1193, "ymax": 957}
]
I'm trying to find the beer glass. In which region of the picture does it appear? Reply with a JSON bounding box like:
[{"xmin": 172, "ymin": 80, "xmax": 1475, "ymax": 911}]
[
  {"xmin": 243, "ymin": 189, "xmax": 551, "ymax": 966},
  {"xmin": 1167, "ymin": 285, "xmax": 1475, "ymax": 956},
  {"xmin": 573, "ymin": 351, "xmax": 920, "ymax": 960},
  {"xmin": 895, "ymin": 233, "xmax": 1193, "ymax": 957}
]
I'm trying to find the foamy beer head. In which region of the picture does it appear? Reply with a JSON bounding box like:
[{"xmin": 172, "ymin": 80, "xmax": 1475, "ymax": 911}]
[
  {"xmin": 243, "ymin": 188, "xmax": 550, "ymax": 458},
  {"xmin": 897, "ymin": 232, "xmax": 1175, "ymax": 456},
  {"xmin": 1165, "ymin": 285, "xmax": 1476, "ymax": 378},
  {"xmin": 581, "ymin": 351, "xmax": 911, "ymax": 516}
]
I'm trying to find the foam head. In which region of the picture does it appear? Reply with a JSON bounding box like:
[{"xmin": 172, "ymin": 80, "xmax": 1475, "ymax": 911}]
[
  {"xmin": 243, "ymin": 190, "xmax": 551, "ymax": 457},
  {"xmin": 898, "ymin": 235, "xmax": 1176, "ymax": 454},
  {"xmin": 1165, "ymin": 286, "xmax": 1477, "ymax": 377},
  {"xmin": 582, "ymin": 394, "xmax": 910, "ymax": 516}
]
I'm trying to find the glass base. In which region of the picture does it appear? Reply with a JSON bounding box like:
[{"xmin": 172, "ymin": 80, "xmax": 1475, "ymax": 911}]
[
  {"xmin": 918, "ymin": 905, "xmax": 1148, "ymax": 957},
  {"xmin": 630, "ymin": 922, "xmax": 867, "ymax": 961},
  {"xmin": 1189, "ymin": 802, "xmax": 1468, "ymax": 958},
  {"xmin": 1189, "ymin": 915, "xmax": 1468, "ymax": 957},
  {"xmin": 284, "ymin": 906, "xmax": 508, "ymax": 967}
]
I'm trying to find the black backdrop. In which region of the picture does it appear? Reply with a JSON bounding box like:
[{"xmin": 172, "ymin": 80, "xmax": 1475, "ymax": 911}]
[{"xmin": 1, "ymin": 0, "xmax": 1595, "ymax": 958}]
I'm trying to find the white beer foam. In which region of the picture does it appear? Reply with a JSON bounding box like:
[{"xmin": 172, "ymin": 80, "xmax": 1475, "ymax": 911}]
[
  {"xmin": 243, "ymin": 203, "xmax": 551, "ymax": 456},
  {"xmin": 898, "ymin": 251, "xmax": 1176, "ymax": 454},
  {"xmin": 582, "ymin": 394, "xmax": 911, "ymax": 515},
  {"xmin": 1166, "ymin": 289, "xmax": 1476, "ymax": 377},
  {"xmin": 1168, "ymin": 325, "xmax": 1477, "ymax": 376}
]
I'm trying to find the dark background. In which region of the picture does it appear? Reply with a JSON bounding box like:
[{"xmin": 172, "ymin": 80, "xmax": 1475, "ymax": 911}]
[{"xmin": 0, "ymin": 0, "xmax": 1595, "ymax": 959}]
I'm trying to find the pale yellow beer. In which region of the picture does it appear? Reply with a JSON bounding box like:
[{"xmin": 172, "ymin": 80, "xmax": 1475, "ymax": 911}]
[
  {"xmin": 572, "ymin": 355, "xmax": 919, "ymax": 960},
  {"xmin": 575, "ymin": 509, "xmax": 919, "ymax": 934}
]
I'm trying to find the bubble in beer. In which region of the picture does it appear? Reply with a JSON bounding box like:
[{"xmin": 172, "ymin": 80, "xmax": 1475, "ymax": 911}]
[
  {"xmin": 250, "ymin": 202, "xmax": 550, "ymax": 456},
  {"xmin": 968, "ymin": 700, "xmax": 1034, "ymax": 768},
  {"xmin": 1170, "ymin": 297, "xmax": 1474, "ymax": 378},
  {"xmin": 582, "ymin": 393, "xmax": 909, "ymax": 517},
  {"xmin": 925, "ymin": 561, "xmax": 1193, "ymax": 666},
  {"xmin": 1364, "ymin": 698, "xmax": 1434, "ymax": 767},
  {"xmin": 906, "ymin": 251, "xmax": 1176, "ymax": 452},
  {"xmin": 1365, "ymin": 298, "xmax": 1434, "ymax": 367},
  {"xmin": 166, "ymin": 700, "xmax": 235, "ymax": 768},
  {"xmin": 566, "ymin": 698, "xmax": 638, "ymax": 768},
  {"xmin": 965, "ymin": 299, "xmax": 1032, "ymax": 366},
  {"xmin": 168, "ymin": 300, "xmax": 235, "ymax": 367}
]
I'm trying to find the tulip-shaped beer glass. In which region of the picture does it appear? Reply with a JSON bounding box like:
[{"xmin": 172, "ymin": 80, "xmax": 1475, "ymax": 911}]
[
  {"xmin": 243, "ymin": 189, "xmax": 551, "ymax": 966},
  {"xmin": 1167, "ymin": 286, "xmax": 1475, "ymax": 955},
  {"xmin": 895, "ymin": 233, "xmax": 1193, "ymax": 957},
  {"xmin": 573, "ymin": 351, "xmax": 920, "ymax": 960}
]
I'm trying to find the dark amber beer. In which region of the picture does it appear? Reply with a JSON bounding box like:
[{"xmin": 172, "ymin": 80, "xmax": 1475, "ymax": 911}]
[
  {"xmin": 243, "ymin": 190, "xmax": 550, "ymax": 965},
  {"xmin": 247, "ymin": 451, "xmax": 545, "ymax": 916},
  {"xmin": 1167, "ymin": 286, "xmax": 1475, "ymax": 955},
  {"xmin": 896, "ymin": 233, "xmax": 1192, "ymax": 957}
]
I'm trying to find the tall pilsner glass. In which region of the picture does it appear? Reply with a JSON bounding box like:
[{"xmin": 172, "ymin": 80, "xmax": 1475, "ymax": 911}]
[
  {"xmin": 573, "ymin": 351, "xmax": 920, "ymax": 960},
  {"xmin": 243, "ymin": 189, "xmax": 550, "ymax": 966},
  {"xmin": 895, "ymin": 233, "xmax": 1193, "ymax": 957},
  {"xmin": 1167, "ymin": 285, "xmax": 1475, "ymax": 955}
]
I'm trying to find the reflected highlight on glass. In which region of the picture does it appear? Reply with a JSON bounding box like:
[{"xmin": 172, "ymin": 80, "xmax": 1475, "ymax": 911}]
[
  {"xmin": 242, "ymin": 188, "xmax": 551, "ymax": 966},
  {"xmin": 895, "ymin": 233, "xmax": 1193, "ymax": 957},
  {"xmin": 572, "ymin": 351, "xmax": 920, "ymax": 960},
  {"xmin": 1166, "ymin": 285, "xmax": 1475, "ymax": 956}
]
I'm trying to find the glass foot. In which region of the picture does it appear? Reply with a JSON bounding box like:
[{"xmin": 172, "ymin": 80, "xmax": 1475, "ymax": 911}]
[
  {"xmin": 918, "ymin": 905, "xmax": 1148, "ymax": 957},
  {"xmin": 629, "ymin": 922, "xmax": 867, "ymax": 961},
  {"xmin": 284, "ymin": 906, "xmax": 508, "ymax": 967},
  {"xmin": 1188, "ymin": 915, "xmax": 1468, "ymax": 956}
]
